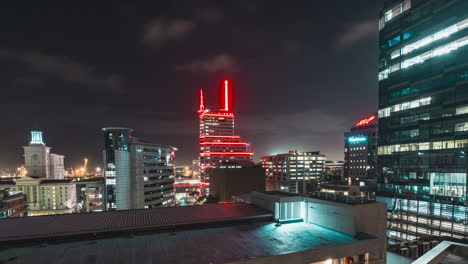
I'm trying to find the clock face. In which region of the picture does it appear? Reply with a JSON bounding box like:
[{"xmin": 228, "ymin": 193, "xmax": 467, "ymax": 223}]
[{"xmin": 32, "ymin": 154, "xmax": 38, "ymax": 160}]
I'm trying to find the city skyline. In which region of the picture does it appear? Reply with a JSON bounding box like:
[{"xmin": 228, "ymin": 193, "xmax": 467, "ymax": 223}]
[{"xmin": 0, "ymin": 0, "xmax": 383, "ymax": 169}]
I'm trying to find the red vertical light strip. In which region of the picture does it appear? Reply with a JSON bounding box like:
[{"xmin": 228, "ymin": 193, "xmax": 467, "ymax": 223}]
[
  {"xmin": 224, "ymin": 80, "xmax": 229, "ymax": 111},
  {"xmin": 199, "ymin": 89, "xmax": 205, "ymax": 113}
]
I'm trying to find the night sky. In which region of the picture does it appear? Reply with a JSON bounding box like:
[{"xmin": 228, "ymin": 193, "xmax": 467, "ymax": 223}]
[{"xmin": 0, "ymin": 0, "xmax": 383, "ymax": 170}]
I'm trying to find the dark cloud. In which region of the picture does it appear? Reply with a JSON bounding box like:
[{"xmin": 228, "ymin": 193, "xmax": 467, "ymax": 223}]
[
  {"xmin": 0, "ymin": 49, "xmax": 124, "ymax": 93},
  {"xmin": 175, "ymin": 54, "xmax": 237, "ymax": 73},
  {"xmin": 195, "ymin": 7, "xmax": 224, "ymax": 23},
  {"xmin": 143, "ymin": 18, "xmax": 196, "ymax": 47},
  {"xmin": 336, "ymin": 20, "xmax": 378, "ymax": 48}
]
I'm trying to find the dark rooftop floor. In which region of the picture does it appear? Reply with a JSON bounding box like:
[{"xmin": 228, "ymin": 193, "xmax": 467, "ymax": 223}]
[
  {"xmin": 0, "ymin": 202, "xmax": 271, "ymax": 243},
  {"xmin": 0, "ymin": 221, "xmax": 361, "ymax": 264}
]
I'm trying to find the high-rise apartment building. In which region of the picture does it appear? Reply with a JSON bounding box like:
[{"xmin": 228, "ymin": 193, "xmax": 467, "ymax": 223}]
[
  {"xmin": 23, "ymin": 131, "xmax": 65, "ymax": 179},
  {"xmin": 197, "ymin": 80, "xmax": 253, "ymax": 186},
  {"xmin": 260, "ymin": 151, "xmax": 325, "ymax": 194},
  {"xmin": 344, "ymin": 115, "xmax": 378, "ymax": 186},
  {"xmin": 377, "ymin": 0, "xmax": 468, "ymax": 241},
  {"xmin": 102, "ymin": 127, "xmax": 176, "ymax": 210}
]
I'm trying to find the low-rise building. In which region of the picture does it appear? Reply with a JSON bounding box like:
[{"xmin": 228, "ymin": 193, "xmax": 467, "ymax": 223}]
[
  {"xmin": 260, "ymin": 151, "xmax": 325, "ymax": 194},
  {"xmin": 76, "ymin": 178, "xmax": 105, "ymax": 212},
  {"xmin": 0, "ymin": 188, "xmax": 27, "ymax": 218},
  {"xmin": 324, "ymin": 160, "xmax": 345, "ymax": 183},
  {"xmin": 3, "ymin": 176, "xmax": 76, "ymax": 216}
]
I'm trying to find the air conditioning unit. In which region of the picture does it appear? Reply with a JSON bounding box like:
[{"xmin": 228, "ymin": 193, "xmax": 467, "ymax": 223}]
[
  {"xmin": 410, "ymin": 245, "xmax": 419, "ymax": 259},
  {"xmin": 420, "ymin": 242, "xmax": 430, "ymax": 254},
  {"xmin": 400, "ymin": 241, "xmax": 409, "ymax": 247},
  {"xmin": 430, "ymin": 240, "xmax": 439, "ymax": 248},
  {"xmin": 400, "ymin": 247, "xmax": 409, "ymax": 257}
]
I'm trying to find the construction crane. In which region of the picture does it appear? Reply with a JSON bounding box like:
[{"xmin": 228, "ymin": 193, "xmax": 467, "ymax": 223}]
[{"xmin": 74, "ymin": 158, "xmax": 89, "ymax": 177}]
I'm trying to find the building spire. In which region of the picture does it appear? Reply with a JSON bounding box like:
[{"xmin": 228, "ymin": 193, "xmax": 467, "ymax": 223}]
[
  {"xmin": 198, "ymin": 89, "xmax": 205, "ymax": 113},
  {"xmin": 221, "ymin": 79, "xmax": 230, "ymax": 112}
]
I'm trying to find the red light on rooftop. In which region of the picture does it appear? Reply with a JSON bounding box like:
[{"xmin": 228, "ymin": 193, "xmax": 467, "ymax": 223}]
[
  {"xmin": 200, "ymin": 135, "xmax": 240, "ymax": 139},
  {"xmin": 200, "ymin": 142, "xmax": 248, "ymax": 146},
  {"xmin": 220, "ymin": 79, "xmax": 232, "ymax": 112},
  {"xmin": 199, "ymin": 112, "xmax": 234, "ymax": 118},
  {"xmin": 200, "ymin": 152, "xmax": 253, "ymax": 155},
  {"xmin": 354, "ymin": 115, "xmax": 376, "ymax": 127}
]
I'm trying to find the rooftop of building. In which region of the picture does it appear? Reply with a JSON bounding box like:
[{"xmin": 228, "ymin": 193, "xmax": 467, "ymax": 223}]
[
  {"xmin": 101, "ymin": 127, "xmax": 133, "ymax": 132},
  {"xmin": 0, "ymin": 219, "xmax": 368, "ymax": 264},
  {"xmin": 254, "ymin": 191, "xmax": 377, "ymax": 205},
  {"xmin": 130, "ymin": 137, "xmax": 178, "ymax": 151},
  {"xmin": 260, "ymin": 150, "xmax": 324, "ymax": 159},
  {"xmin": 0, "ymin": 202, "xmax": 271, "ymax": 243},
  {"xmin": 75, "ymin": 177, "xmax": 105, "ymax": 183},
  {"xmin": 39, "ymin": 179, "xmax": 73, "ymax": 184}
]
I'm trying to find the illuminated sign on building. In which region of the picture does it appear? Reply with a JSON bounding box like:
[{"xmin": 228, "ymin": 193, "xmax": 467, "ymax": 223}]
[
  {"xmin": 354, "ymin": 115, "xmax": 376, "ymax": 127},
  {"xmin": 348, "ymin": 136, "xmax": 367, "ymax": 143}
]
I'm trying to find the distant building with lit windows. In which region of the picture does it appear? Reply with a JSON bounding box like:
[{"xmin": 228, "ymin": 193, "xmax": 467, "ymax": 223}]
[
  {"xmin": 1, "ymin": 176, "xmax": 77, "ymax": 216},
  {"xmin": 23, "ymin": 131, "xmax": 65, "ymax": 179},
  {"xmin": 197, "ymin": 80, "xmax": 253, "ymax": 191},
  {"xmin": 324, "ymin": 160, "xmax": 345, "ymax": 184},
  {"xmin": 377, "ymin": 0, "xmax": 468, "ymax": 241},
  {"xmin": 344, "ymin": 115, "xmax": 378, "ymax": 185},
  {"xmin": 260, "ymin": 151, "xmax": 325, "ymax": 195},
  {"xmin": 102, "ymin": 127, "xmax": 177, "ymax": 210}
]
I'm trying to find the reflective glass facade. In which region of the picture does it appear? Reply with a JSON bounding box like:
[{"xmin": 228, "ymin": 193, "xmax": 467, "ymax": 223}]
[
  {"xmin": 102, "ymin": 127, "xmax": 132, "ymax": 210},
  {"xmin": 377, "ymin": 0, "xmax": 468, "ymax": 241}
]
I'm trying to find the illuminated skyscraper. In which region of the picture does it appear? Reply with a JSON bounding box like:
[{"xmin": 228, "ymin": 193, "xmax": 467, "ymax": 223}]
[
  {"xmin": 344, "ymin": 115, "xmax": 378, "ymax": 186},
  {"xmin": 377, "ymin": 0, "xmax": 468, "ymax": 241},
  {"xmin": 102, "ymin": 127, "xmax": 176, "ymax": 210},
  {"xmin": 198, "ymin": 80, "xmax": 253, "ymax": 187}
]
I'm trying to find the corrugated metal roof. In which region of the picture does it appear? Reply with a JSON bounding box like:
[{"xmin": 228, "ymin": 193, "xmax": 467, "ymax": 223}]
[{"xmin": 0, "ymin": 202, "xmax": 271, "ymax": 242}]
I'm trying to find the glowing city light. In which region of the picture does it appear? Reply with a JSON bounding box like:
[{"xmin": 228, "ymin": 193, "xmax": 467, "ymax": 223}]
[
  {"xmin": 200, "ymin": 135, "xmax": 240, "ymax": 139},
  {"xmin": 354, "ymin": 115, "xmax": 376, "ymax": 127},
  {"xmin": 200, "ymin": 113, "xmax": 234, "ymax": 118},
  {"xmin": 200, "ymin": 142, "xmax": 249, "ymax": 146},
  {"xmin": 348, "ymin": 136, "xmax": 367, "ymax": 143},
  {"xmin": 224, "ymin": 80, "xmax": 229, "ymax": 111},
  {"xmin": 30, "ymin": 131, "xmax": 45, "ymax": 144},
  {"xmin": 200, "ymin": 152, "xmax": 254, "ymax": 155}
]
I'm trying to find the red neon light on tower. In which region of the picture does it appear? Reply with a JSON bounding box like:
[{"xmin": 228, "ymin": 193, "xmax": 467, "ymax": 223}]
[
  {"xmin": 198, "ymin": 79, "xmax": 253, "ymax": 189},
  {"xmin": 198, "ymin": 89, "xmax": 205, "ymax": 113},
  {"xmin": 220, "ymin": 79, "xmax": 231, "ymax": 112},
  {"xmin": 355, "ymin": 115, "xmax": 376, "ymax": 127}
]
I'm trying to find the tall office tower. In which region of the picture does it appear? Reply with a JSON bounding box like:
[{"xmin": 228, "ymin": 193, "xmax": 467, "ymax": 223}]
[
  {"xmin": 130, "ymin": 141, "xmax": 176, "ymax": 208},
  {"xmin": 102, "ymin": 127, "xmax": 176, "ymax": 210},
  {"xmin": 102, "ymin": 127, "xmax": 132, "ymax": 210},
  {"xmin": 344, "ymin": 115, "xmax": 378, "ymax": 186},
  {"xmin": 260, "ymin": 151, "xmax": 325, "ymax": 194},
  {"xmin": 377, "ymin": 0, "xmax": 468, "ymax": 241},
  {"xmin": 23, "ymin": 131, "xmax": 50, "ymax": 178},
  {"xmin": 197, "ymin": 80, "xmax": 253, "ymax": 188}
]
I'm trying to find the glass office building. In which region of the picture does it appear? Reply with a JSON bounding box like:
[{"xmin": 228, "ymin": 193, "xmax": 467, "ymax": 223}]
[
  {"xmin": 102, "ymin": 127, "xmax": 132, "ymax": 210},
  {"xmin": 377, "ymin": 0, "xmax": 468, "ymax": 241}
]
